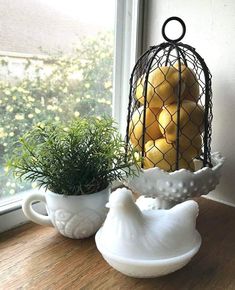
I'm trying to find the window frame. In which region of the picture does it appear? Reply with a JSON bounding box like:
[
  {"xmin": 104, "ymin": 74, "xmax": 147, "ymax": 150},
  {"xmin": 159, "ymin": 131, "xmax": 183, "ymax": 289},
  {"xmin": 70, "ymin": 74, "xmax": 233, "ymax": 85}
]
[
  {"xmin": 113, "ymin": 0, "xmax": 144, "ymax": 135},
  {"xmin": 0, "ymin": 0, "xmax": 145, "ymax": 233}
]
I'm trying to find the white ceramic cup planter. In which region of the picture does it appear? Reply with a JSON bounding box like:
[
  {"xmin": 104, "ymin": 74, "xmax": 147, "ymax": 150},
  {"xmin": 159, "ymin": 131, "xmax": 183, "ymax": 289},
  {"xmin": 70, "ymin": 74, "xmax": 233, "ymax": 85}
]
[{"xmin": 22, "ymin": 186, "xmax": 110, "ymax": 239}]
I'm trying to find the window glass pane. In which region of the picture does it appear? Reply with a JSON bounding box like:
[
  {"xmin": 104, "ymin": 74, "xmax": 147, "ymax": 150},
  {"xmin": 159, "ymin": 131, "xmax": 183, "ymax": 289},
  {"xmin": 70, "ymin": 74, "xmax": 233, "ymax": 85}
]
[{"xmin": 0, "ymin": 0, "xmax": 115, "ymax": 200}]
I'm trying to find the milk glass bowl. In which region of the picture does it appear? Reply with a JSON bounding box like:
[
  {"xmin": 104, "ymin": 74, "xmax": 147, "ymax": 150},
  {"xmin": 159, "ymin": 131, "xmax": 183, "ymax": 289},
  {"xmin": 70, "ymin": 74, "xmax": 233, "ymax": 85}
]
[{"xmin": 126, "ymin": 152, "xmax": 224, "ymax": 209}]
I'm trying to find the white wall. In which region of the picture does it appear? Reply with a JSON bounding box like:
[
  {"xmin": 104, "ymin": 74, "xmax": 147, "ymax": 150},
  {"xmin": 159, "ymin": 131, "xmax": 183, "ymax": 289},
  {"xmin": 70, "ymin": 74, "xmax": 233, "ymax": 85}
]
[{"xmin": 144, "ymin": 0, "xmax": 235, "ymax": 204}]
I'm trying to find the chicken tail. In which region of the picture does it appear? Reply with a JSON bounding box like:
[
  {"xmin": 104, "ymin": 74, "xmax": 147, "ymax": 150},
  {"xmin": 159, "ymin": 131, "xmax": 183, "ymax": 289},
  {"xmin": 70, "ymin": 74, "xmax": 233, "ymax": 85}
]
[{"xmin": 171, "ymin": 200, "xmax": 199, "ymax": 220}]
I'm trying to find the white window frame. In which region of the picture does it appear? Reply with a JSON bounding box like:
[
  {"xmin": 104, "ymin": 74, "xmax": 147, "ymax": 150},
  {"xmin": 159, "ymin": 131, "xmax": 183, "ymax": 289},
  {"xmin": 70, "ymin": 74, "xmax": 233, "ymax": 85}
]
[
  {"xmin": 0, "ymin": 0, "xmax": 145, "ymax": 233},
  {"xmin": 113, "ymin": 0, "xmax": 144, "ymax": 135}
]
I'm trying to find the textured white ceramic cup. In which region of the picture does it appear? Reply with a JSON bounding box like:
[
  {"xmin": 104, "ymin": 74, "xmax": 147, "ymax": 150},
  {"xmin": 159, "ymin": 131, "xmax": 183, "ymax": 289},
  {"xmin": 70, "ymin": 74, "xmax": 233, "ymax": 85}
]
[{"xmin": 22, "ymin": 187, "xmax": 110, "ymax": 239}]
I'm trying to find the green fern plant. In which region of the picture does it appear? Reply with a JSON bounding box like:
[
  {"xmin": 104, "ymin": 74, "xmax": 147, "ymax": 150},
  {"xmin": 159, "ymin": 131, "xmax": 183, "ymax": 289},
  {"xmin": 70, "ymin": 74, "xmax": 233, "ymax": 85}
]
[{"xmin": 8, "ymin": 117, "xmax": 137, "ymax": 195}]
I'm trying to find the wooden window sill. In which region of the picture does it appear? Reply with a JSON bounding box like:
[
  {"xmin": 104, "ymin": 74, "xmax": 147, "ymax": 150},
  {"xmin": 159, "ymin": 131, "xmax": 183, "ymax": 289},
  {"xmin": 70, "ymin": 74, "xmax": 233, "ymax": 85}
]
[{"xmin": 0, "ymin": 198, "xmax": 235, "ymax": 289}]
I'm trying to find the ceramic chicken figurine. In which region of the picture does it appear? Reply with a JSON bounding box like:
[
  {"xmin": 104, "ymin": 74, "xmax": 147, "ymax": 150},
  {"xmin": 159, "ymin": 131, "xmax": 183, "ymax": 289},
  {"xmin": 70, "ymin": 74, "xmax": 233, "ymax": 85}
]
[{"xmin": 97, "ymin": 187, "xmax": 200, "ymax": 260}]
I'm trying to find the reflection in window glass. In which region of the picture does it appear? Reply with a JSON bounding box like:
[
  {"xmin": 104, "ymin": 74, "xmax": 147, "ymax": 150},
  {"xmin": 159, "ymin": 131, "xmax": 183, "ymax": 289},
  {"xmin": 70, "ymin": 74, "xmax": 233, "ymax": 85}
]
[{"xmin": 0, "ymin": 0, "xmax": 115, "ymax": 199}]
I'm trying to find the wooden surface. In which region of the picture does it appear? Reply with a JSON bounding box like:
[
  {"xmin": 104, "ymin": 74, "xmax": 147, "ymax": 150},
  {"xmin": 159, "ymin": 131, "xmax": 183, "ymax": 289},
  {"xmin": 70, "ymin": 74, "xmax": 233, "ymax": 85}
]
[{"xmin": 0, "ymin": 198, "xmax": 235, "ymax": 290}]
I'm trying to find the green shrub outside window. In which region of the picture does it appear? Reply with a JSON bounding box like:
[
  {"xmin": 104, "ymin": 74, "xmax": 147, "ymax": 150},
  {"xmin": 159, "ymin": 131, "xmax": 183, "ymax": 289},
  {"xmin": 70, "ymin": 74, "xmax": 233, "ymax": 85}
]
[{"xmin": 0, "ymin": 33, "xmax": 113, "ymax": 197}]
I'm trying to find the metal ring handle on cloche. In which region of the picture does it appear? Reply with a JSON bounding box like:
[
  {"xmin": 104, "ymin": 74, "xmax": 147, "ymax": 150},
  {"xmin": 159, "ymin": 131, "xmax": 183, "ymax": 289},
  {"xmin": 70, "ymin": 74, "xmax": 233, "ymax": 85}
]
[{"xmin": 162, "ymin": 16, "xmax": 186, "ymax": 43}]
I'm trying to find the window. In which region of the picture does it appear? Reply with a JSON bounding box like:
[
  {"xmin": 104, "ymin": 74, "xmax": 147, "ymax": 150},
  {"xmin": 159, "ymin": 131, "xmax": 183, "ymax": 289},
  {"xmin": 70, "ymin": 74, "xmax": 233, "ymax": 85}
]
[
  {"xmin": 0, "ymin": 0, "xmax": 115, "ymax": 202},
  {"xmin": 0, "ymin": 0, "xmax": 144, "ymax": 232}
]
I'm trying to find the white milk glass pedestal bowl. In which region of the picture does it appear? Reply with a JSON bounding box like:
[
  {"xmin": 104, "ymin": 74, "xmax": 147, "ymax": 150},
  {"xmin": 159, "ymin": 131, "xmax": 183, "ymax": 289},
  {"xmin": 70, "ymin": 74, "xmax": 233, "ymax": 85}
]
[{"xmin": 126, "ymin": 152, "xmax": 224, "ymax": 209}]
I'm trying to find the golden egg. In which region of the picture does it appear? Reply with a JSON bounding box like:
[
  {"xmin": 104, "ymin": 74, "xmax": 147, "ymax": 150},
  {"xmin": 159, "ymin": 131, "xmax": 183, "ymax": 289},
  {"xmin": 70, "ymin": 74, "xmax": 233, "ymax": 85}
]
[
  {"xmin": 135, "ymin": 66, "xmax": 185, "ymax": 108},
  {"xmin": 129, "ymin": 106, "xmax": 162, "ymax": 151},
  {"xmin": 174, "ymin": 63, "xmax": 200, "ymax": 101},
  {"xmin": 158, "ymin": 100, "xmax": 204, "ymax": 142},
  {"xmin": 144, "ymin": 138, "xmax": 195, "ymax": 172}
]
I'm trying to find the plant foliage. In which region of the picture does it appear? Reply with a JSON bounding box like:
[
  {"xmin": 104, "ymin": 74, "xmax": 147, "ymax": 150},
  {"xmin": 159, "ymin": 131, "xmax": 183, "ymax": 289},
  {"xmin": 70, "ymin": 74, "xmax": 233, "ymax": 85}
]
[{"xmin": 8, "ymin": 117, "xmax": 137, "ymax": 195}]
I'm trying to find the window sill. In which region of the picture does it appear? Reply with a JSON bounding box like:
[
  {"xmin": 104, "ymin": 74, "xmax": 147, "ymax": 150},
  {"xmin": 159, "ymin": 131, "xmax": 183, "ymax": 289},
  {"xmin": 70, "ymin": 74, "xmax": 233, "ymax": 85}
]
[
  {"xmin": 0, "ymin": 188, "xmax": 47, "ymax": 233},
  {"xmin": 1, "ymin": 197, "xmax": 235, "ymax": 289}
]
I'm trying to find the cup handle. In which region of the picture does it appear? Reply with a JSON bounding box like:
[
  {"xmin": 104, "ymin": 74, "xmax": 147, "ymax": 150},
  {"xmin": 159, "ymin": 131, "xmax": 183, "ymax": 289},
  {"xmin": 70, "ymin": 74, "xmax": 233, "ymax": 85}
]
[{"xmin": 22, "ymin": 192, "xmax": 52, "ymax": 226}]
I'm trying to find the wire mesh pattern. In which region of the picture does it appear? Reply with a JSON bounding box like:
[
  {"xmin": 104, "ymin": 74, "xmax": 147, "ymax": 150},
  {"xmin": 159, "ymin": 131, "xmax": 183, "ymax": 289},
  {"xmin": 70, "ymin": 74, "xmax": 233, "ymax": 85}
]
[{"xmin": 125, "ymin": 17, "xmax": 212, "ymax": 172}]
